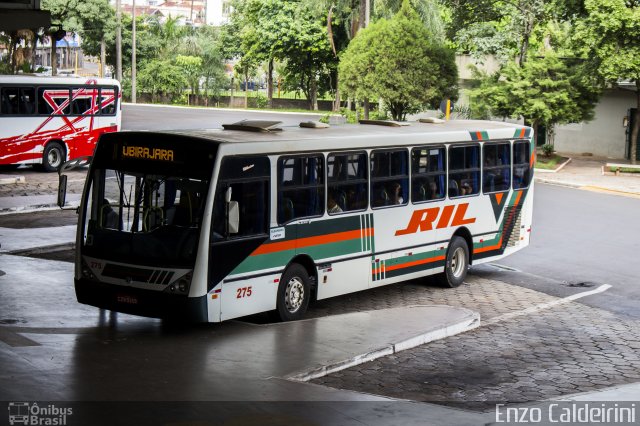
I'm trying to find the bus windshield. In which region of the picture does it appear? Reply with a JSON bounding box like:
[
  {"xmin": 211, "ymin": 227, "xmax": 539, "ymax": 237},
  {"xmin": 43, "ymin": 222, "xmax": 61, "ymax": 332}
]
[{"xmin": 82, "ymin": 167, "xmax": 209, "ymax": 267}]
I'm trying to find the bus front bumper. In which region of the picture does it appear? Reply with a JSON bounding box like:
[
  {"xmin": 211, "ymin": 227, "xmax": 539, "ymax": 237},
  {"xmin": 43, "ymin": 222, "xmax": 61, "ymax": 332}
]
[{"xmin": 75, "ymin": 278, "xmax": 209, "ymax": 322}]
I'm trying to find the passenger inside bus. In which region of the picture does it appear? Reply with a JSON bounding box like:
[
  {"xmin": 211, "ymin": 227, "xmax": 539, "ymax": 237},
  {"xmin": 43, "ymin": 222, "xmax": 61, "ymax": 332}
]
[
  {"xmin": 327, "ymin": 191, "xmax": 343, "ymax": 214},
  {"xmin": 173, "ymin": 190, "xmax": 201, "ymax": 226},
  {"xmin": 101, "ymin": 199, "xmax": 119, "ymax": 229}
]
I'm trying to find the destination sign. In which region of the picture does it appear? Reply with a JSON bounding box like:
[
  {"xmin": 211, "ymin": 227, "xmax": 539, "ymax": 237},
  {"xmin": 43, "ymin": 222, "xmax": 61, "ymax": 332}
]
[{"xmin": 121, "ymin": 146, "xmax": 174, "ymax": 161}]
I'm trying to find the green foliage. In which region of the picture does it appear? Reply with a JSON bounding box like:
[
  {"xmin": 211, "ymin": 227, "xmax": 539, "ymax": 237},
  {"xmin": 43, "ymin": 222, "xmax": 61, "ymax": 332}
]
[
  {"xmin": 137, "ymin": 59, "xmax": 188, "ymax": 102},
  {"xmin": 572, "ymin": 0, "xmax": 640, "ymax": 83},
  {"xmin": 339, "ymin": 0, "xmax": 458, "ymax": 121},
  {"xmin": 339, "ymin": 107, "xmax": 359, "ymax": 123},
  {"xmin": 319, "ymin": 113, "xmax": 332, "ymax": 124},
  {"xmin": 541, "ymin": 144, "xmax": 555, "ymax": 156},
  {"xmin": 255, "ymin": 93, "xmax": 268, "ymax": 108},
  {"xmin": 442, "ymin": 0, "xmax": 552, "ymax": 66},
  {"xmin": 572, "ymin": 0, "xmax": 640, "ymax": 161},
  {"xmin": 469, "ymin": 54, "xmax": 600, "ymax": 137},
  {"xmin": 176, "ymin": 54, "xmax": 203, "ymax": 94},
  {"xmin": 229, "ymin": 0, "xmax": 335, "ymax": 110}
]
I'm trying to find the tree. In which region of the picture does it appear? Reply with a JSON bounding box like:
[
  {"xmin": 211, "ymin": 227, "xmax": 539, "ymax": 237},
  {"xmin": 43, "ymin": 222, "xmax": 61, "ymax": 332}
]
[
  {"xmin": 469, "ymin": 54, "xmax": 600, "ymax": 144},
  {"xmin": 339, "ymin": 0, "xmax": 458, "ymax": 120},
  {"xmin": 137, "ymin": 59, "xmax": 188, "ymax": 102},
  {"xmin": 175, "ymin": 55, "xmax": 203, "ymax": 95},
  {"xmin": 572, "ymin": 0, "xmax": 640, "ymax": 162},
  {"xmin": 443, "ymin": 0, "xmax": 550, "ymax": 66}
]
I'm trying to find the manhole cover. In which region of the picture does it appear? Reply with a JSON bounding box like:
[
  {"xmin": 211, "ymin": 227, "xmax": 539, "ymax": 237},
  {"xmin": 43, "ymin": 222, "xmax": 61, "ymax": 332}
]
[{"xmin": 565, "ymin": 281, "xmax": 596, "ymax": 288}]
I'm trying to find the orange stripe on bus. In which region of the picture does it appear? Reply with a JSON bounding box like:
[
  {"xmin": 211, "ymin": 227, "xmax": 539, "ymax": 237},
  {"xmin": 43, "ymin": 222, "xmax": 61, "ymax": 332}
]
[
  {"xmin": 530, "ymin": 149, "xmax": 536, "ymax": 167},
  {"xmin": 476, "ymin": 131, "xmax": 483, "ymax": 140},
  {"xmin": 252, "ymin": 228, "xmax": 372, "ymax": 256},
  {"xmin": 372, "ymin": 254, "xmax": 446, "ymax": 275},
  {"xmin": 495, "ymin": 192, "xmax": 504, "ymax": 205}
]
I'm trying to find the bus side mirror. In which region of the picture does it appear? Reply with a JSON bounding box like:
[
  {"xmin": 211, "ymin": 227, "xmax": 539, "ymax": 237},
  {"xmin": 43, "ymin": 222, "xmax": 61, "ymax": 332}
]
[
  {"xmin": 228, "ymin": 201, "xmax": 239, "ymax": 234},
  {"xmin": 57, "ymin": 174, "xmax": 68, "ymax": 208},
  {"xmin": 225, "ymin": 186, "xmax": 232, "ymax": 203}
]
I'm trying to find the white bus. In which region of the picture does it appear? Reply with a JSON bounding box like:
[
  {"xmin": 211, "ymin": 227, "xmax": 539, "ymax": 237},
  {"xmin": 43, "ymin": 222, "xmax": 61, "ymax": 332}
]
[
  {"xmin": 58, "ymin": 119, "xmax": 534, "ymax": 322},
  {"xmin": 0, "ymin": 75, "xmax": 121, "ymax": 171}
]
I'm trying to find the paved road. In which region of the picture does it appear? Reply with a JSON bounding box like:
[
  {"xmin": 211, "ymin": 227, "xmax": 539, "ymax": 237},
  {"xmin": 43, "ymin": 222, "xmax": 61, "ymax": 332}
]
[
  {"xmin": 495, "ymin": 183, "xmax": 640, "ymax": 319},
  {"xmin": 122, "ymin": 104, "xmax": 322, "ymax": 131}
]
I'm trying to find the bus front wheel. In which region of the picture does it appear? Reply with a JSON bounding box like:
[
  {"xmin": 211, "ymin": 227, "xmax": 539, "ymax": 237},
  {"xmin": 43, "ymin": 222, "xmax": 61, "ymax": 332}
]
[
  {"xmin": 276, "ymin": 264, "xmax": 311, "ymax": 322},
  {"xmin": 436, "ymin": 236, "xmax": 469, "ymax": 288},
  {"xmin": 42, "ymin": 142, "xmax": 65, "ymax": 172}
]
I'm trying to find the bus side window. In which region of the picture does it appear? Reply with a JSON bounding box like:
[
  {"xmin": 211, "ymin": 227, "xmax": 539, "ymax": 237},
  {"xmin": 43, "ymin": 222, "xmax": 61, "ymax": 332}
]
[
  {"xmin": 411, "ymin": 147, "xmax": 445, "ymax": 203},
  {"xmin": 513, "ymin": 141, "xmax": 531, "ymax": 189},
  {"xmin": 1, "ymin": 88, "xmax": 18, "ymax": 114},
  {"xmin": 449, "ymin": 145, "xmax": 480, "ymax": 198},
  {"xmin": 327, "ymin": 152, "xmax": 367, "ymax": 214},
  {"xmin": 19, "ymin": 88, "xmax": 35, "ymax": 114},
  {"xmin": 277, "ymin": 155, "xmax": 324, "ymax": 224},
  {"xmin": 483, "ymin": 142, "xmax": 511, "ymax": 193},
  {"xmin": 100, "ymin": 87, "xmax": 117, "ymax": 115},
  {"xmin": 370, "ymin": 149, "xmax": 408, "ymax": 208},
  {"xmin": 213, "ymin": 156, "xmax": 271, "ymax": 239},
  {"xmin": 38, "ymin": 87, "xmax": 70, "ymax": 115}
]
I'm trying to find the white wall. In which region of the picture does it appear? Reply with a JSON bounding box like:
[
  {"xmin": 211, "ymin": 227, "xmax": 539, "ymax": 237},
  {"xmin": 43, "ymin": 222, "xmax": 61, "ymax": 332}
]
[{"xmin": 554, "ymin": 89, "xmax": 636, "ymax": 159}]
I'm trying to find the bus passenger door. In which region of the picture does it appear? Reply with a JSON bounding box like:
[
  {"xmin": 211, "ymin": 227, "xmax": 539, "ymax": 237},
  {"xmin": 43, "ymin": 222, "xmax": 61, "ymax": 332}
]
[{"xmin": 207, "ymin": 156, "xmax": 273, "ymax": 321}]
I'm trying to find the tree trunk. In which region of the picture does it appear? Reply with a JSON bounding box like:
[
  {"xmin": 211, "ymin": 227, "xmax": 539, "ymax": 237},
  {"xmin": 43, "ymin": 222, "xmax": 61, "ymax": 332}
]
[
  {"xmin": 631, "ymin": 81, "xmax": 640, "ymax": 165},
  {"xmin": 546, "ymin": 125, "xmax": 555, "ymax": 147},
  {"xmin": 100, "ymin": 38, "xmax": 106, "ymax": 77},
  {"xmin": 51, "ymin": 36, "xmax": 57, "ymax": 76},
  {"xmin": 30, "ymin": 30, "xmax": 38, "ymax": 72},
  {"xmin": 310, "ymin": 74, "xmax": 318, "ymax": 111},
  {"xmin": 267, "ymin": 59, "xmax": 273, "ymax": 108},
  {"xmin": 517, "ymin": 14, "xmax": 534, "ymax": 66},
  {"xmin": 333, "ymin": 73, "xmax": 340, "ymax": 112},
  {"xmin": 363, "ymin": 98, "xmax": 370, "ymax": 119},
  {"xmin": 244, "ymin": 70, "xmax": 249, "ymax": 109}
]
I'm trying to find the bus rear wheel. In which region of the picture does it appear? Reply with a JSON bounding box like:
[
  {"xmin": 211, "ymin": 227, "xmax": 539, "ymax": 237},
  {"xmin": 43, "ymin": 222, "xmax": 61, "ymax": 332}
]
[
  {"xmin": 42, "ymin": 142, "xmax": 65, "ymax": 172},
  {"xmin": 436, "ymin": 236, "xmax": 469, "ymax": 288},
  {"xmin": 276, "ymin": 264, "xmax": 311, "ymax": 322}
]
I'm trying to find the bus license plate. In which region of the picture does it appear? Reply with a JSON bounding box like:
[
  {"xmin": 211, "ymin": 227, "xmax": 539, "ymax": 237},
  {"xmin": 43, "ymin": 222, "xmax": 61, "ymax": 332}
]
[{"xmin": 116, "ymin": 294, "xmax": 138, "ymax": 305}]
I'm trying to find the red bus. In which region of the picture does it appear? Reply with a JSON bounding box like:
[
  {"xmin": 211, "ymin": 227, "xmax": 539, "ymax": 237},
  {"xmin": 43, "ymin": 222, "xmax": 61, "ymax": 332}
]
[{"xmin": 0, "ymin": 75, "xmax": 121, "ymax": 171}]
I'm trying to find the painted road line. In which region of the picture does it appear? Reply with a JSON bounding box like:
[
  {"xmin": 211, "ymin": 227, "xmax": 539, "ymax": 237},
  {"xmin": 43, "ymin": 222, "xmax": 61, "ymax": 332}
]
[{"xmin": 483, "ymin": 284, "xmax": 612, "ymax": 327}]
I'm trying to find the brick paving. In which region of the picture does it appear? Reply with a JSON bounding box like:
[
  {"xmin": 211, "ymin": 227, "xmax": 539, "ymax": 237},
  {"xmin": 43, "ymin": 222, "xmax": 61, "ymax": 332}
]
[
  {"xmin": 310, "ymin": 277, "xmax": 640, "ymax": 411},
  {"xmin": 0, "ymin": 168, "xmax": 87, "ymax": 198}
]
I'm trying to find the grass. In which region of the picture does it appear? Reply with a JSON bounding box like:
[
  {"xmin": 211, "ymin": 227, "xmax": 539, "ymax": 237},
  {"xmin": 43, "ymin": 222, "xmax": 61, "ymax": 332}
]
[
  {"xmin": 535, "ymin": 153, "xmax": 569, "ymax": 170},
  {"xmin": 608, "ymin": 166, "xmax": 640, "ymax": 174}
]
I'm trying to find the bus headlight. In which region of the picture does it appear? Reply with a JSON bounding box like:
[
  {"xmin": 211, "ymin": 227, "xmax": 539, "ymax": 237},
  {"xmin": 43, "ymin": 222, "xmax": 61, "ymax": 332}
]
[
  {"xmin": 81, "ymin": 260, "xmax": 96, "ymax": 280},
  {"xmin": 165, "ymin": 272, "xmax": 192, "ymax": 294},
  {"xmin": 178, "ymin": 272, "xmax": 192, "ymax": 293}
]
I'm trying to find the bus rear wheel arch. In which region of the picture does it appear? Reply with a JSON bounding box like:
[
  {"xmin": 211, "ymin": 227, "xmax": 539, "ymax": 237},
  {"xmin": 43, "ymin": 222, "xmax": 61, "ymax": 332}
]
[
  {"xmin": 436, "ymin": 235, "xmax": 469, "ymax": 288},
  {"xmin": 276, "ymin": 263, "xmax": 311, "ymax": 322},
  {"xmin": 41, "ymin": 141, "xmax": 66, "ymax": 172}
]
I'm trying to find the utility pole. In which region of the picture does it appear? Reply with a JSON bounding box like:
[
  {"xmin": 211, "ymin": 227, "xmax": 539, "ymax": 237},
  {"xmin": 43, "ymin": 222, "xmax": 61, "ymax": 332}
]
[
  {"xmin": 362, "ymin": 0, "xmax": 370, "ymax": 119},
  {"xmin": 116, "ymin": 0, "xmax": 122, "ymax": 82},
  {"xmin": 132, "ymin": 0, "xmax": 137, "ymax": 103}
]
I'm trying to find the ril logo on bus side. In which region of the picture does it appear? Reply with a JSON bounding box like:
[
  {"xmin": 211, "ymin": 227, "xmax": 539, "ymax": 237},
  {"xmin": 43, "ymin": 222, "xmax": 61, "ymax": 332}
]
[{"xmin": 395, "ymin": 203, "xmax": 476, "ymax": 236}]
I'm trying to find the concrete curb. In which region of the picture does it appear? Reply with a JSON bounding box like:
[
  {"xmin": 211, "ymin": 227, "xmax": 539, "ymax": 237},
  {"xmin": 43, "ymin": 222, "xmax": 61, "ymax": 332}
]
[
  {"xmin": 534, "ymin": 157, "xmax": 572, "ymax": 174},
  {"xmin": 0, "ymin": 176, "xmax": 26, "ymax": 185},
  {"xmin": 535, "ymin": 177, "xmax": 640, "ymax": 197},
  {"xmin": 286, "ymin": 308, "xmax": 480, "ymax": 382},
  {"xmin": 123, "ymin": 102, "xmax": 325, "ymax": 116},
  {"xmin": 534, "ymin": 177, "xmax": 583, "ymax": 189}
]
